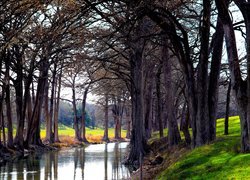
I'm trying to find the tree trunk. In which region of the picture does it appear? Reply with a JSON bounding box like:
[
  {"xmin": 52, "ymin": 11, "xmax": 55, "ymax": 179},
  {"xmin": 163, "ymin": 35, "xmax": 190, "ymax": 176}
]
[
  {"xmin": 144, "ymin": 76, "xmax": 153, "ymax": 139},
  {"xmin": 23, "ymin": 61, "xmax": 35, "ymax": 147},
  {"xmin": 5, "ymin": 54, "xmax": 14, "ymax": 148},
  {"xmin": 48, "ymin": 64, "xmax": 57, "ymax": 143},
  {"xmin": 156, "ymin": 63, "xmax": 163, "ymax": 138},
  {"xmin": 216, "ymin": 0, "xmax": 250, "ymax": 151},
  {"xmin": 54, "ymin": 68, "xmax": 62, "ymax": 143},
  {"xmin": 2, "ymin": 113, "xmax": 6, "ymax": 146},
  {"xmin": 225, "ymin": 80, "xmax": 231, "ymax": 135},
  {"xmin": 126, "ymin": 20, "xmax": 148, "ymax": 164},
  {"xmin": 103, "ymin": 93, "xmax": 109, "ymax": 142},
  {"xmin": 114, "ymin": 114, "xmax": 120, "ymax": 139},
  {"xmin": 180, "ymin": 103, "xmax": 191, "ymax": 145},
  {"xmin": 26, "ymin": 58, "xmax": 49, "ymax": 146},
  {"xmin": 13, "ymin": 46, "xmax": 24, "ymax": 149},
  {"xmin": 44, "ymin": 78, "xmax": 52, "ymax": 143},
  {"xmin": 208, "ymin": 17, "xmax": 224, "ymax": 141},
  {"xmin": 125, "ymin": 106, "xmax": 131, "ymax": 139},
  {"xmin": 72, "ymin": 84, "xmax": 81, "ymax": 142},
  {"xmin": 25, "ymin": 89, "xmax": 33, "ymax": 142},
  {"xmin": 81, "ymin": 87, "xmax": 89, "ymax": 143},
  {"xmin": 195, "ymin": 0, "xmax": 211, "ymax": 146},
  {"xmin": 162, "ymin": 39, "xmax": 181, "ymax": 146}
]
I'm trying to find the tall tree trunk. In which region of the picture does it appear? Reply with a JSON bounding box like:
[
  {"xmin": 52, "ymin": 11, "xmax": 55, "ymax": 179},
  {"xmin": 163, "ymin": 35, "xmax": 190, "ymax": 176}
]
[
  {"xmin": 144, "ymin": 77, "xmax": 153, "ymax": 139},
  {"xmin": 81, "ymin": 87, "xmax": 89, "ymax": 143},
  {"xmin": 156, "ymin": 63, "xmax": 163, "ymax": 138},
  {"xmin": 126, "ymin": 20, "xmax": 148, "ymax": 164},
  {"xmin": 13, "ymin": 46, "xmax": 24, "ymax": 149},
  {"xmin": 208, "ymin": 17, "xmax": 224, "ymax": 141},
  {"xmin": 2, "ymin": 113, "xmax": 6, "ymax": 146},
  {"xmin": 195, "ymin": 0, "xmax": 211, "ymax": 146},
  {"xmin": 113, "ymin": 97, "xmax": 122, "ymax": 140},
  {"xmin": 26, "ymin": 58, "xmax": 49, "ymax": 146},
  {"xmin": 72, "ymin": 83, "xmax": 81, "ymax": 142},
  {"xmin": 125, "ymin": 106, "xmax": 131, "ymax": 139},
  {"xmin": 5, "ymin": 53, "xmax": 14, "ymax": 148},
  {"xmin": 23, "ymin": 61, "xmax": 35, "ymax": 147},
  {"xmin": 114, "ymin": 114, "xmax": 120, "ymax": 139},
  {"xmin": 54, "ymin": 68, "xmax": 62, "ymax": 142},
  {"xmin": 44, "ymin": 79, "xmax": 51, "ymax": 143},
  {"xmin": 225, "ymin": 79, "xmax": 231, "ymax": 135},
  {"xmin": 102, "ymin": 93, "xmax": 109, "ymax": 142},
  {"xmin": 48, "ymin": 64, "xmax": 57, "ymax": 143},
  {"xmin": 25, "ymin": 89, "xmax": 33, "ymax": 142},
  {"xmin": 162, "ymin": 39, "xmax": 181, "ymax": 146}
]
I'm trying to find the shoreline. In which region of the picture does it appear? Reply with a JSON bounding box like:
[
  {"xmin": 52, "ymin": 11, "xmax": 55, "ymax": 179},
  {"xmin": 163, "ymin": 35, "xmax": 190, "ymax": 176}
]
[{"xmin": 0, "ymin": 138, "xmax": 130, "ymax": 167}]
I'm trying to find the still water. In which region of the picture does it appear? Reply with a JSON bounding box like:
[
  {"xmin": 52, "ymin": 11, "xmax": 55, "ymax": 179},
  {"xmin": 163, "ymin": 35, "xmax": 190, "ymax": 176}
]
[{"xmin": 0, "ymin": 142, "xmax": 130, "ymax": 180}]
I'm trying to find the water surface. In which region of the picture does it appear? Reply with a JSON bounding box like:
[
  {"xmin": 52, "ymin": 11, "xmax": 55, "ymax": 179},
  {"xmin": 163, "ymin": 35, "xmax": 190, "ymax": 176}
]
[{"xmin": 0, "ymin": 142, "xmax": 130, "ymax": 180}]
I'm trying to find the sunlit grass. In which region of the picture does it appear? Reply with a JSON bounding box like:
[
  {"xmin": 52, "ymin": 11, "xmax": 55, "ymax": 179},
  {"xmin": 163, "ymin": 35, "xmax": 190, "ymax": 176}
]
[
  {"xmin": 40, "ymin": 124, "xmax": 127, "ymax": 143},
  {"xmin": 157, "ymin": 116, "xmax": 250, "ymax": 179}
]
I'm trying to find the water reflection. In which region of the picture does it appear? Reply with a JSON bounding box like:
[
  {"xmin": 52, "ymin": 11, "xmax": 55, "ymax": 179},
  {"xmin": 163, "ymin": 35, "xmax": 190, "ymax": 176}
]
[{"xmin": 0, "ymin": 142, "xmax": 130, "ymax": 180}]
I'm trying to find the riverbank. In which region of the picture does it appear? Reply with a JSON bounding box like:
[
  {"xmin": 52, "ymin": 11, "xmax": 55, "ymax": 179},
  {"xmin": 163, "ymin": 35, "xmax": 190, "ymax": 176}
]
[{"xmin": 131, "ymin": 116, "xmax": 250, "ymax": 179}]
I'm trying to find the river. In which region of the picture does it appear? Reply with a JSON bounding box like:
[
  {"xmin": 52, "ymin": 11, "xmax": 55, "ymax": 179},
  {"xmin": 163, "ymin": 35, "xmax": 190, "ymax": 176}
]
[{"xmin": 0, "ymin": 142, "xmax": 131, "ymax": 180}]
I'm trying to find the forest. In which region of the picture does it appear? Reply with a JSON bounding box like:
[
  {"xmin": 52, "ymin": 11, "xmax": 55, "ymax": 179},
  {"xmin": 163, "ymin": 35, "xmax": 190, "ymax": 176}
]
[{"xmin": 1, "ymin": 0, "xmax": 250, "ymax": 179}]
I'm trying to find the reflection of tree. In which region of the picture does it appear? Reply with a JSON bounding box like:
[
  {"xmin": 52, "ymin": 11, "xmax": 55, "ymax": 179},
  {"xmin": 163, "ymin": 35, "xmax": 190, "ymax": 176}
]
[
  {"xmin": 7, "ymin": 162, "xmax": 14, "ymax": 180},
  {"xmin": 53, "ymin": 151, "xmax": 58, "ymax": 180},
  {"xmin": 73, "ymin": 149, "xmax": 78, "ymax": 180},
  {"xmin": 112, "ymin": 143, "xmax": 119, "ymax": 180},
  {"xmin": 44, "ymin": 153, "xmax": 52, "ymax": 180},
  {"xmin": 74, "ymin": 148, "xmax": 85, "ymax": 180},
  {"xmin": 79, "ymin": 148, "xmax": 85, "ymax": 180},
  {"xmin": 16, "ymin": 159, "xmax": 24, "ymax": 180},
  {"xmin": 104, "ymin": 144, "xmax": 108, "ymax": 180},
  {"xmin": 25, "ymin": 155, "xmax": 41, "ymax": 179}
]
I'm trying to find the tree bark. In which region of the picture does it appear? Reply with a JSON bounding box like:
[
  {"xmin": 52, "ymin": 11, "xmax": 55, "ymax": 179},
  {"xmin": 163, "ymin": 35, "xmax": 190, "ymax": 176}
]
[
  {"xmin": 26, "ymin": 58, "xmax": 49, "ymax": 146},
  {"xmin": 162, "ymin": 39, "xmax": 181, "ymax": 146},
  {"xmin": 208, "ymin": 17, "xmax": 224, "ymax": 141},
  {"xmin": 44, "ymin": 78, "xmax": 51, "ymax": 143},
  {"xmin": 195, "ymin": 0, "xmax": 211, "ymax": 146},
  {"xmin": 72, "ymin": 83, "xmax": 81, "ymax": 142},
  {"xmin": 54, "ymin": 67, "xmax": 62, "ymax": 142},
  {"xmin": 13, "ymin": 45, "xmax": 24, "ymax": 149},
  {"xmin": 225, "ymin": 80, "xmax": 231, "ymax": 135},
  {"xmin": 81, "ymin": 87, "xmax": 89, "ymax": 143},
  {"xmin": 143, "ymin": 72, "xmax": 153, "ymax": 139},
  {"xmin": 156, "ymin": 63, "xmax": 164, "ymax": 138},
  {"xmin": 48, "ymin": 63, "xmax": 57, "ymax": 143},
  {"xmin": 5, "ymin": 53, "xmax": 14, "ymax": 148},
  {"xmin": 126, "ymin": 20, "xmax": 148, "ymax": 164},
  {"xmin": 180, "ymin": 103, "xmax": 191, "ymax": 145},
  {"xmin": 102, "ymin": 93, "xmax": 109, "ymax": 142},
  {"xmin": 216, "ymin": 0, "xmax": 250, "ymax": 151},
  {"xmin": 125, "ymin": 106, "xmax": 131, "ymax": 139}
]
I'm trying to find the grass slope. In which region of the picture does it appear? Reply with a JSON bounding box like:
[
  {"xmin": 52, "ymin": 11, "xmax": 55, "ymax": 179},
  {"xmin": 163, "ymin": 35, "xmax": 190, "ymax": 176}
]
[{"xmin": 158, "ymin": 116, "xmax": 250, "ymax": 179}]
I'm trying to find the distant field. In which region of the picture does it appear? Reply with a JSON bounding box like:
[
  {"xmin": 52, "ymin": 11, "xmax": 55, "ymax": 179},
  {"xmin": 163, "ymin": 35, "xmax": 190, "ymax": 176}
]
[
  {"xmin": 40, "ymin": 125, "xmax": 127, "ymax": 143},
  {"xmin": 157, "ymin": 116, "xmax": 250, "ymax": 179}
]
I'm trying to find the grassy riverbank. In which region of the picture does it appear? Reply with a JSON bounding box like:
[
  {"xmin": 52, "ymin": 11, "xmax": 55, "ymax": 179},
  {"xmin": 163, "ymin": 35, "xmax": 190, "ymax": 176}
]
[
  {"xmin": 131, "ymin": 116, "xmax": 250, "ymax": 179},
  {"xmin": 154, "ymin": 116, "xmax": 250, "ymax": 179},
  {"xmin": 40, "ymin": 125, "xmax": 127, "ymax": 145},
  {"xmin": 157, "ymin": 116, "xmax": 250, "ymax": 179}
]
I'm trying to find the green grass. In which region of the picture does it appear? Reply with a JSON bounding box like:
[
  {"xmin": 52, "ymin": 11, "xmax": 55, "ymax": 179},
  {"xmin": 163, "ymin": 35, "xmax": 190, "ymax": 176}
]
[
  {"xmin": 157, "ymin": 116, "xmax": 250, "ymax": 179},
  {"xmin": 40, "ymin": 124, "xmax": 127, "ymax": 142}
]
